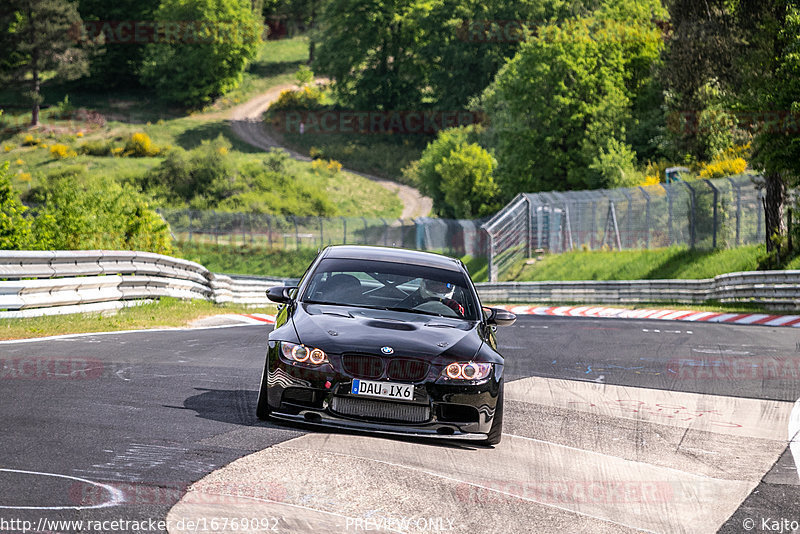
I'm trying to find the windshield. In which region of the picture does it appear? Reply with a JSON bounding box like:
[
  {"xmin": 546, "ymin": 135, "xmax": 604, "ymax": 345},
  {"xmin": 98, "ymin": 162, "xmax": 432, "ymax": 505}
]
[{"xmin": 301, "ymin": 257, "xmax": 479, "ymax": 321}]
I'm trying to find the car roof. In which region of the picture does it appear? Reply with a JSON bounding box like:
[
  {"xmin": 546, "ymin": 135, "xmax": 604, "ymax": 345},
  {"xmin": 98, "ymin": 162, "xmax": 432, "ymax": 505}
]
[{"xmin": 321, "ymin": 245, "xmax": 463, "ymax": 272}]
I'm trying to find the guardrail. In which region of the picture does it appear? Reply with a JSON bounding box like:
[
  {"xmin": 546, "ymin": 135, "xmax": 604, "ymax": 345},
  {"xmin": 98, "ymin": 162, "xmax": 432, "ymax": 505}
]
[
  {"xmin": 477, "ymin": 271, "xmax": 800, "ymax": 310},
  {"xmin": 2, "ymin": 251, "xmax": 799, "ymax": 317},
  {"xmin": 0, "ymin": 251, "xmax": 282, "ymax": 318}
]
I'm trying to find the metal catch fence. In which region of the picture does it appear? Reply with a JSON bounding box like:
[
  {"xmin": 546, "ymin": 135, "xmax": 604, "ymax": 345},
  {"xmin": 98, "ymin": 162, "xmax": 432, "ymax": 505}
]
[
  {"xmin": 482, "ymin": 174, "xmax": 766, "ymax": 281},
  {"xmin": 158, "ymin": 210, "xmax": 487, "ymax": 258}
]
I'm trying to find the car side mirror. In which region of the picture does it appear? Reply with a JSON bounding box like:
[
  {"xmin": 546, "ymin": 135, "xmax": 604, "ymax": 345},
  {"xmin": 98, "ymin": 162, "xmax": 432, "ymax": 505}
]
[
  {"xmin": 484, "ymin": 307, "xmax": 516, "ymax": 327},
  {"xmin": 266, "ymin": 286, "xmax": 297, "ymax": 304}
]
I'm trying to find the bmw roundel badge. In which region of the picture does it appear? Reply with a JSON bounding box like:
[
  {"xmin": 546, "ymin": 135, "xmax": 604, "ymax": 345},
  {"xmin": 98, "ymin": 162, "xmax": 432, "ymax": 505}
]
[{"xmin": 381, "ymin": 346, "xmax": 394, "ymax": 355}]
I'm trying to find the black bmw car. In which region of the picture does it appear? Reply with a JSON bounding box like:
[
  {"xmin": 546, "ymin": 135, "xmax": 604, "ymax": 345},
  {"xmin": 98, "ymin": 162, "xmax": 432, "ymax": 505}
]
[{"xmin": 256, "ymin": 245, "xmax": 516, "ymax": 444}]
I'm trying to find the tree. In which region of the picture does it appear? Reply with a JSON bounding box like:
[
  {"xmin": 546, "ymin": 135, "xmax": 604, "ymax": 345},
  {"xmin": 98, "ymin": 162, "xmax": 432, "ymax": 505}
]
[
  {"xmin": 407, "ymin": 126, "xmax": 473, "ymax": 213},
  {"xmin": 734, "ymin": 0, "xmax": 800, "ymax": 258},
  {"xmin": 659, "ymin": 0, "xmax": 739, "ymax": 160},
  {"xmin": 480, "ymin": 3, "xmax": 664, "ymax": 198},
  {"xmin": 313, "ymin": 0, "xmax": 430, "ymax": 110},
  {"xmin": 76, "ymin": 0, "xmax": 161, "ymax": 89},
  {"xmin": 436, "ymin": 143, "xmax": 500, "ymax": 219},
  {"xmin": 0, "ymin": 0, "xmax": 88, "ymax": 126},
  {"xmin": 138, "ymin": 0, "xmax": 261, "ymax": 107},
  {"xmin": 0, "ymin": 161, "xmax": 32, "ymax": 250}
]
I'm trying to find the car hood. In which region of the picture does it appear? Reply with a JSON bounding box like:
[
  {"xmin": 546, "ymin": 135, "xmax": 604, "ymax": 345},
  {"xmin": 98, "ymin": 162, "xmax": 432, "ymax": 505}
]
[{"xmin": 291, "ymin": 303, "xmax": 484, "ymax": 360}]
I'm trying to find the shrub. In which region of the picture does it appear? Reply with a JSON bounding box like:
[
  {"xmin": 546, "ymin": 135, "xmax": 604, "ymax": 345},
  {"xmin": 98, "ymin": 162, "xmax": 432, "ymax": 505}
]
[
  {"xmin": 53, "ymin": 95, "xmax": 75, "ymax": 119},
  {"xmin": 30, "ymin": 169, "xmax": 172, "ymax": 254},
  {"xmin": 434, "ymin": 143, "xmax": 500, "ymax": 219},
  {"xmin": 4, "ymin": 144, "xmax": 14, "ymax": 152},
  {"xmin": 264, "ymin": 148, "xmax": 290, "ymax": 173},
  {"xmin": 124, "ymin": 132, "xmax": 160, "ymax": 157},
  {"xmin": 326, "ymin": 159, "xmax": 342, "ymax": 173},
  {"xmin": 269, "ymin": 86, "xmax": 327, "ymax": 113},
  {"xmin": 78, "ymin": 140, "xmax": 112, "ymax": 156},
  {"xmin": 0, "ymin": 162, "xmax": 32, "ymax": 249},
  {"xmin": 49, "ymin": 144, "xmax": 76, "ymax": 159},
  {"xmin": 699, "ymin": 157, "xmax": 748, "ymax": 179},
  {"xmin": 22, "ymin": 135, "xmax": 38, "ymax": 146}
]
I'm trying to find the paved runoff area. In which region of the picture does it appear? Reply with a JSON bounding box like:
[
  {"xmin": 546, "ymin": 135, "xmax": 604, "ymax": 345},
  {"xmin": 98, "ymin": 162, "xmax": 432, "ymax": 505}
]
[{"xmin": 0, "ymin": 314, "xmax": 798, "ymax": 533}]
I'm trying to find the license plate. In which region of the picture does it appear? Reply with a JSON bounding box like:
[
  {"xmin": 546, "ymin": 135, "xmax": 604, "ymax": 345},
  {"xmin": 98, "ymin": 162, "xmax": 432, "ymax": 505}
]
[{"xmin": 351, "ymin": 379, "xmax": 414, "ymax": 400}]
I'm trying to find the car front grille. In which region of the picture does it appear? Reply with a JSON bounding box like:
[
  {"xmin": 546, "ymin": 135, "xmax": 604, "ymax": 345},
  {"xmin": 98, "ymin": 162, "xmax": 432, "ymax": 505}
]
[
  {"xmin": 331, "ymin": 396, "xmax": 430, "ymax": 424},
  {"xmin": 342, "ymin": 354, "xmax": 384, "ymax": 379},
  {"xmin": 387, "ymin": 359, "xmax": 430, "ymax": 381}
]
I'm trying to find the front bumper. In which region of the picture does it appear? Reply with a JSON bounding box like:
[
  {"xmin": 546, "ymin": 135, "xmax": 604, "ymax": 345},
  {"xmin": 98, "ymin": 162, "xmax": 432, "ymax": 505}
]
[{"xmin": 263, "ymin": 345, "xmax": 502, "ymax": 440}]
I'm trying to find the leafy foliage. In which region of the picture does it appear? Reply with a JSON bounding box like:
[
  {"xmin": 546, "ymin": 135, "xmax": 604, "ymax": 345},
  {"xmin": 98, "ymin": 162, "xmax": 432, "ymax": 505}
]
[
  {"xmin": 406, "ymin": 126, "xmax": 498, "ymax": 218},
  {"xmin": 0, "ymin": 161, "xmax": 32, "ymax": 249},
  {"xmin": 481, "ymin": 4, "xmax": 665, "ymax": 199},
  {"xmin": 138, "ymin": 0, "xmax": 261, "ymax": 106},
  {"xmin": 144, "ymin": 141, "xmax": 337, "ymax": 215},
  {"xmin": 28, "ymin": 166, "xmax": 172, "ymax": 253}
]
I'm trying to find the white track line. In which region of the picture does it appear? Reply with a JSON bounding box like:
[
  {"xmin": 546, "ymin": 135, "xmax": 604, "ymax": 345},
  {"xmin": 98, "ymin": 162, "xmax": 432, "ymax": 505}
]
[{"xmin": 0, "ymin": 468, "xmax": 124, "ymax": 510}]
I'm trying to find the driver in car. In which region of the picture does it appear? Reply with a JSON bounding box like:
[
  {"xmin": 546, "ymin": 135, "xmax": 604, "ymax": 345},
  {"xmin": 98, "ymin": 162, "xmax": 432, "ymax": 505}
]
[{"xmin": 400, "ymin": 279, "xmax": 465, "ymax": 317}]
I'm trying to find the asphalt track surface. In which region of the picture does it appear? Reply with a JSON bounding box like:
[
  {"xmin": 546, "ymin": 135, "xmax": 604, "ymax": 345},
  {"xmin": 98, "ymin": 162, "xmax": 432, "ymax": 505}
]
[{"xmin": 0, "ymin": 316, "xmax": 798, "ymax": 533}]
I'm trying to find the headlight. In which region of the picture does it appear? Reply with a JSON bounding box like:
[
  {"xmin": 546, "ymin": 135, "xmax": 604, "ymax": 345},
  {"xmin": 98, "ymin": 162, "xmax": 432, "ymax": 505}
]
[
  {"xmin": 440, "ymin": 362, "xmax": 493, "ymax": 381},
  {"xmin": 280, "ymin": 342, "xmax": 328, "ymax": 365}
]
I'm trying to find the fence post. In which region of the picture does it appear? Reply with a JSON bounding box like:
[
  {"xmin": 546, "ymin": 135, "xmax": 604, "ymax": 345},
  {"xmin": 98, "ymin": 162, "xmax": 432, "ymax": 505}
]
[
  {"xmin": 381, "ymin": 218, "xmax": 389, "ymax": 246},
  {"xmin": 683, "ymin": 181, "xmax": 697, "ymax": 248},
  {"xmin": 188, "ymin": 210, "xmax": 193, "ymax": 243},
  {"xmin": 319, "ymin": 216, "xmax": 324, "ymax": 248},
  {"xmin": 486, "ymin": 228, "xmax": 496, "ymax": 282},
  {"xmin": 590, "ymin": 200, "xmax": 597, "ymax": 249},
  {"xmin": 267, "ymin": 215, "xmax": 273, "ymax": 248},
  {"xmin": 638, "ymin": 186, "xmax": 651, "ymax": 249},
  {"xmin": 293, "ymin": 216, "xmax": 300, "ymax": 249},
  {"xmin": 621, "ymin": 189, "xmax": 633, "ymax": 249},
  {"xmin": 342, "ymin": 217, "xmax": 347, "ymax": 244},
  {"xmin": 727, "ymin": 177, "xmax": 741, "ymax": 246},
  {"xmin": 757, "ymin": 189, "xmax": 763, "ymax": 239},
  {"xmin": 524, "ymin": 196, "xmax": 532, "ymax": 258},
  {"xmin": 241, "ymin": 213, "xmax": 246, "ymax": 245},
  {"xmin": 663, "ymin": 184, "xmax": 673, "ymax": 246},
  {"xmin": 398, "ymin": 218, "xmax": 405, "ymax": 248},
  {"xmin": 214, "ymin": 211, "xmax": 219, "ymax": 245},
  {"xmin": 704, "ymin": 179, "xmax": 719, "ymax": 248},
  {"xmin": 361, "ymin": 217, "xmax": 368, "ymax": 245}
]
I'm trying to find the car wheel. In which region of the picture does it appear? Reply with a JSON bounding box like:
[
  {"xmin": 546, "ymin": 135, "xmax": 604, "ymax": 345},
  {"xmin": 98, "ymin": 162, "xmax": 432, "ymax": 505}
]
[
  {"xmin": 484, "ymin": 383, "xmax": 503, "ymax": 445},
  {"xmin": 256, "ymin": 367, "xmax": 272, "ymax": 421}
]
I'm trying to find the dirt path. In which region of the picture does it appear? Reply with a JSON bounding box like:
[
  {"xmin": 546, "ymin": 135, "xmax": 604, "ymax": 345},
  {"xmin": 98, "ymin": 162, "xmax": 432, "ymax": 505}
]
[{"xmin": 227, "ymin": 83, "xmax": 432, "ymax": 219}]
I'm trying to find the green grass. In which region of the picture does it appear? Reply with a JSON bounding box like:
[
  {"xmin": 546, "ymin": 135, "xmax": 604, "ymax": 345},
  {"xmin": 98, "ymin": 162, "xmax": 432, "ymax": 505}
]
[
  {"xmin": 174, "ymin": 241, "xmax": 489, "ymax": 282},
  {"xmin": 202, "ymin": 36, "xmax": 310, "ymax": 113},
  {"xmin": 462, "ymin": 255, "xmax": 488, "ymax": 282},
  {"xmin": 507, "ymin": 245, "xmax": 766, "ymax": 282},
  {"xmin": 173, "ymin": 242, "xmax": 319, "ymax": 278},
  {"xmin": 0, "ymin": 298, "xmax": 277, "ymax": 341}
]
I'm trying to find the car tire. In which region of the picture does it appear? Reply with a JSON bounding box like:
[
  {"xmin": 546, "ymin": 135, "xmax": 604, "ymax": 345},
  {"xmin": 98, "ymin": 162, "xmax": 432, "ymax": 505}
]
[
  {"xmin": 256, "ymin": 367, "xmax": 272, "ymax": 421},
  {"xmin": 484, "ymin": 382, "xmax": 504, "ymax": 445}
]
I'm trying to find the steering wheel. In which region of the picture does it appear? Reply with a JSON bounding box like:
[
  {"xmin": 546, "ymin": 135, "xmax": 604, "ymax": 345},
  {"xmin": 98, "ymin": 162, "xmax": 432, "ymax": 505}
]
[{"xmin": 412, "ymin": 297, "xmax": 464, "ymax": 317}]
